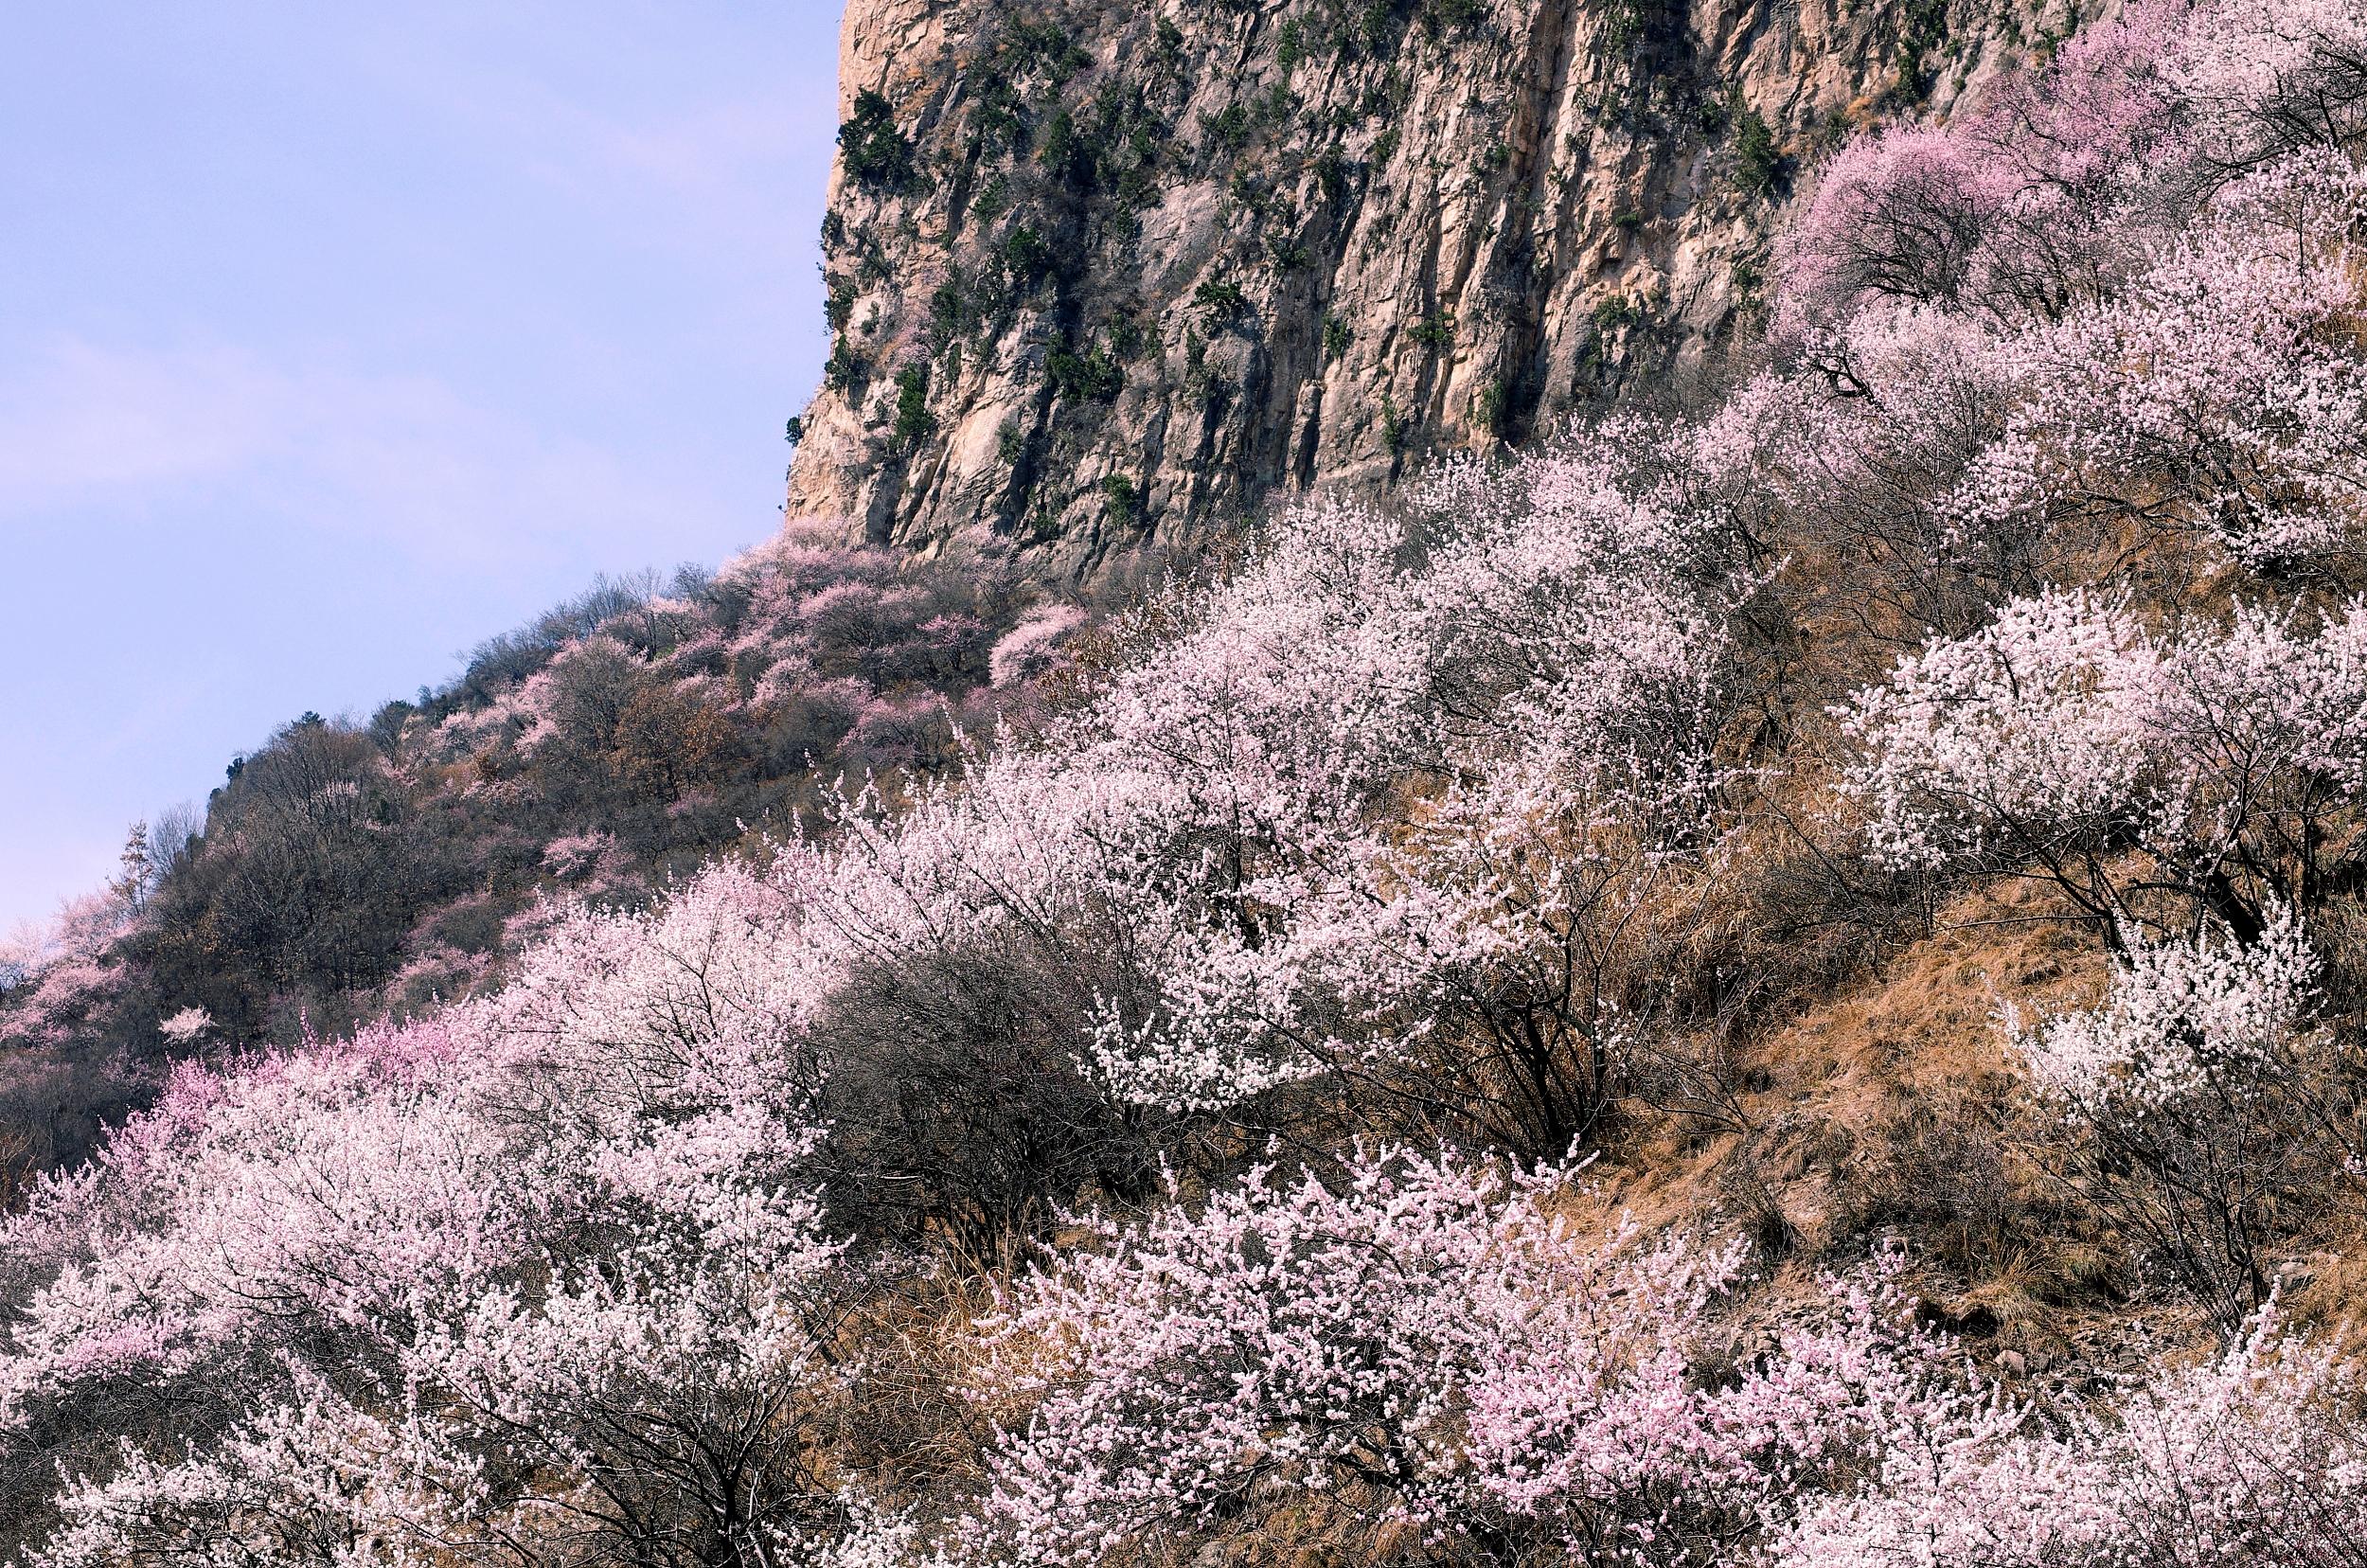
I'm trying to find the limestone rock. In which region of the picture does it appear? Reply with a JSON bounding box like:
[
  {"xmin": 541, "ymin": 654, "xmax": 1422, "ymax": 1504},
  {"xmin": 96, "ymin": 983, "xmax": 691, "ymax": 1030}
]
[{"xmin": 789, "ymin": 0, "xmax": 2060, "ymax": 579}]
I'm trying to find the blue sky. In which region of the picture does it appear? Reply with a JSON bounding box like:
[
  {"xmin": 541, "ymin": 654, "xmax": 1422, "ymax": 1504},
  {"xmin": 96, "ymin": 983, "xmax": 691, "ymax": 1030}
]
[{"xmin": 1, "ymin": 4, "xmax": 844, "ymax": 929}]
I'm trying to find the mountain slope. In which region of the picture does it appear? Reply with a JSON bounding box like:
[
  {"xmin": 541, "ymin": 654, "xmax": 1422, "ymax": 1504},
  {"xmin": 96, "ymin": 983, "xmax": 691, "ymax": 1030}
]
[
  {"xmin": 0, "ymin": 533, "xmax": 1080, "ymax": 1179},
  {"xmin": 13, "ymin": 1, "xmax": 2367, "ymax": 1563}
]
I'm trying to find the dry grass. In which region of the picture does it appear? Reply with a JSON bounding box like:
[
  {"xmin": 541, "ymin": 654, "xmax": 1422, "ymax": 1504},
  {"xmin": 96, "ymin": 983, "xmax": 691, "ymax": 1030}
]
[{"xmin": 1578, "ymin": 874, "xmax": 2219, "ymax": 1363}]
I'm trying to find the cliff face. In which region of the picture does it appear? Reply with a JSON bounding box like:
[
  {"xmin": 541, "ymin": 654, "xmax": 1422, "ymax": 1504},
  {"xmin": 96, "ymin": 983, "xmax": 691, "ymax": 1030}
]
[{"xmin": 789, "ymin": 0, "xmax": 2053, "ymax": 579}]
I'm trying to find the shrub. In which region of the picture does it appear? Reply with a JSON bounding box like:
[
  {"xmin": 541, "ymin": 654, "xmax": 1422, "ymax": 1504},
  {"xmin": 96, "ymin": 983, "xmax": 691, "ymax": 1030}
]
[
  {"xmin": 1475, "ymin": 375, "xmax": 1510, "ymax": 437},
  {"xmin": 1323, "ymin": 311, "xmax": 1351, "ymax": 361},
  {"xmin": 1192, "ymin": 277, "xmax": 1249, "ymax": 327},
  {"xmin": 1735, "ymin": 105, "xmax": 1786, "ymax": 193},
  {"xmin": 825, "ymin": 336, "xmax": 867, "ymax": 392},
  {"xmin": 1201, "ymin": 103, "xmax": 1252, "ymax": 153},
  {"xmin": 1001, "ymin": 224, "xmax": 1054, "ymax": 294},
  {"xmin": 892, "ymin": 364, "xmax": 934, "ymax": 451},
  {"xmin": 1099, "ymin": 472, "xmax": 1140, "ymax": 527},
  {"xmin": 970, "ymin": 170, "xmax": 1011, "ymax": 222},
  {"xmin": 1046, "ymin": 345, "xmax": 1125, "ymax": 402},
  {"xmin": 838, "ymin": 87, "xmax": 914, "ymax": 189}
]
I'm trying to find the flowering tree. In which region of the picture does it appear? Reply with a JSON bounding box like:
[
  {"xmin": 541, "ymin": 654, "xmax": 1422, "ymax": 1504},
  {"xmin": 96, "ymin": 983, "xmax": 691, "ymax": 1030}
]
[
  {"xmin": 1775, "ymin": 1304, "xmax": 2367, "ymax": 1568},
  {"xmin": 746, "ymin": 449, "xmax": 1764, "ymax": 1158},
  {"xmin": 1978, "ymin": 157, "xmax": 2367, "ymax": 568},
  {"xmin": 1826, "ymin": 9, "xmax": 2195, "ymax": 317},
  {"xmin": 1839, "ymin": 590, "xmax": 2367, "ymax": 942},
  {"xmin": 967, "ymin": 1149, "xmax": 1986, "ymax": 1568},
  {"xmin": 972, "ymin": 1142, "xmax": 2367, "ymax": 1568},
  {"xmin": 967, "ymin": 1148, "xmax": 1727, "ymax": 1566},
  {"xmin": 1754, "ymin": 0, "xmax": 2367, "ymax": 660},
  {"xmin": 0, "ymin": 871, "xmax": 863, "ymax": 1567},
  {"xmin": 1073, "ymin": 454, "xmax": 1755, "ymax": 1147},
  {"xmin": 2006, "ymin": 908, "xmax": 2363, "ymax": 1327}
]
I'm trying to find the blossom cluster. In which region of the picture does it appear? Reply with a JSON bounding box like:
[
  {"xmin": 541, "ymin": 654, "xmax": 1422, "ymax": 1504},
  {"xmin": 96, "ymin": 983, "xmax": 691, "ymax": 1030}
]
[
  {"xmin": 1761, "ymin": 0, "xmax": 2367, "ymax": 597},
  {"xmin": 971, "ymin": 1146, "xmax": 2367, "ymax": 1568},
  {"xmin": 803, "ymin": 446, "xmax": 1759, "ymax": 1142},
  {"xmin": 2009, "ymin": 906, "xmax": 2321, "ymax": 1116},
  {"xmin": 1839, "ymin": 589, "xmax": 2367, "ymax": 934},
  {"xmin": 1775, "ymin": 1304, "xmax": 2367, "ymax": 1568},
  {"xmin": 0, "ymin": 870, "xmax": 863, "ymax": 1565},
  {"xmin": 967, "ymin": 1148, "xmax": 1959, "ymax": 1568}
]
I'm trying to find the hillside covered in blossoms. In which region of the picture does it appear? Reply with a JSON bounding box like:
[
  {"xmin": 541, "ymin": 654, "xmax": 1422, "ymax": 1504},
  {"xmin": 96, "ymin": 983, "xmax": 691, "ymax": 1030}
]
[
  {"xmin": 0, "ymin": 537, "xmax": 1099, "ymax": 1178},
  {"xmin": 9, "ymin": 0, "xmax": 2367, "ymax": 1563}
]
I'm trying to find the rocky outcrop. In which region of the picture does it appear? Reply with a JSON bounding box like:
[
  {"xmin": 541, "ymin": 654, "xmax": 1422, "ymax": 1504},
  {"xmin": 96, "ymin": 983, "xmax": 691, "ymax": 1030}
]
[{"xmin": 788, "ymin": 0, "xmax": 2059, "ymax": 579}]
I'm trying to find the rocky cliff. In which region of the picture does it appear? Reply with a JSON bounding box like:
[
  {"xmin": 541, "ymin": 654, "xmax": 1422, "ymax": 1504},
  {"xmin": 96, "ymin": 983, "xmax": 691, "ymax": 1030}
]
[{"xmin": 788, "ymin": 0, "xmax": 2061, "ymax": 579}]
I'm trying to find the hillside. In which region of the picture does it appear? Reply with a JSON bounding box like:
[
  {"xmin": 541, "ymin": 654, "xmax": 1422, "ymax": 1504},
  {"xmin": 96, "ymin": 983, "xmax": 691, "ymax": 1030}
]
[
  {"xmin": 9, "ymin": 0, "xmax": 2367, "ymax": 1565},
  {"xmin": 787, "ymin": 0, "xmax": 2056, "ymax": 576},
  {"xmin": 0, "ymin": 532, "xmax": 1089, "ymax": 1179}
]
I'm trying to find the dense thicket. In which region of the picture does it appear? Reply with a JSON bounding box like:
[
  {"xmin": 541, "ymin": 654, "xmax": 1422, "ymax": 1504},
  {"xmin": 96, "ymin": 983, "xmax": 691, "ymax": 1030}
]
[{"xmin": 9, "ymin": 0, "xmax": 2367, "ymax": 1563}]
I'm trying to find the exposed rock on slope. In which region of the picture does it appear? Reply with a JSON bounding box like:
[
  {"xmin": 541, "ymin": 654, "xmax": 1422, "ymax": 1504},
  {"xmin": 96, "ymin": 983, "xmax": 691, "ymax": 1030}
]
[{"xmin": 789, "ymin": 0, "xmax": 2056, "ymax": 578}]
